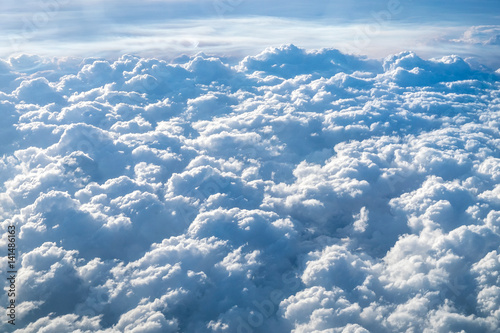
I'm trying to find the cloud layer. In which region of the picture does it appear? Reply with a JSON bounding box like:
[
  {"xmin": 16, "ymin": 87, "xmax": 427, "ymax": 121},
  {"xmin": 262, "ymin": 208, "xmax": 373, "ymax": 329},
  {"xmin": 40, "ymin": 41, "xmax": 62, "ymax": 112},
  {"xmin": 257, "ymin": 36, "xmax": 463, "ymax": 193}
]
[{"xmin": 1, "ymin": 45, "xmax": 500, "ymax": 332}]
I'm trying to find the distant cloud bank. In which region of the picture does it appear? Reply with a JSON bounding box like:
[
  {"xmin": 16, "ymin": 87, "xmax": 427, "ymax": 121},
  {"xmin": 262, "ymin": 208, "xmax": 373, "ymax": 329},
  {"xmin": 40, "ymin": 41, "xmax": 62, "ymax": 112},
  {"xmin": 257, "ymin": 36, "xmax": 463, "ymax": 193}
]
[{"xmin": 1, "ymin": 0, "xmax": 500, "ymax": 67}]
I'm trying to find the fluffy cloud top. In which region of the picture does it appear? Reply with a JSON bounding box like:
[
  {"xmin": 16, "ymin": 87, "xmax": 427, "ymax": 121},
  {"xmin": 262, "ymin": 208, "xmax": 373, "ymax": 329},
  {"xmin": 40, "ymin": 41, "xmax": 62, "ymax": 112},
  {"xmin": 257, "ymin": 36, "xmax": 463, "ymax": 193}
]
[{"xmin": 1, "ymin": 45, "xmax": 500, "ymax": 332}]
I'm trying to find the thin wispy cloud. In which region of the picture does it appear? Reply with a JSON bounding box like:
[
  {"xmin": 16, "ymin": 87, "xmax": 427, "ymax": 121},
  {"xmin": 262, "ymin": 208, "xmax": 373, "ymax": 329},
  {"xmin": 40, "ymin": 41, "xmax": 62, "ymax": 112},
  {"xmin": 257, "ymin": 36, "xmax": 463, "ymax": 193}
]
[{"xmin": 1, "ymin": 0, "xmax": 499, "ymax": 67}]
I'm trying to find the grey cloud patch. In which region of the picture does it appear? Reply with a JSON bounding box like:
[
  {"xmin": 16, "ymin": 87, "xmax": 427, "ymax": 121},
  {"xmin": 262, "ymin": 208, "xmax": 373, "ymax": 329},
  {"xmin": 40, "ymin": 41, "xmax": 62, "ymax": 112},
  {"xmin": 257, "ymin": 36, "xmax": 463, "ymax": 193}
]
[{"xmin": 1, "ymin": 45, "xmax": 500, "ymax": 332}]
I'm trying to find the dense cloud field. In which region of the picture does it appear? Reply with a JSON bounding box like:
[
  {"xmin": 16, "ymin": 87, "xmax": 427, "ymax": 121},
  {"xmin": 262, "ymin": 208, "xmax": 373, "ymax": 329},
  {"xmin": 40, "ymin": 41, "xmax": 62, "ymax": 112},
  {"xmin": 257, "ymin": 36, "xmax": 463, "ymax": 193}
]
[{"xmin": 1, "ymin": 45, "xmax": 500, "ymax": 332}]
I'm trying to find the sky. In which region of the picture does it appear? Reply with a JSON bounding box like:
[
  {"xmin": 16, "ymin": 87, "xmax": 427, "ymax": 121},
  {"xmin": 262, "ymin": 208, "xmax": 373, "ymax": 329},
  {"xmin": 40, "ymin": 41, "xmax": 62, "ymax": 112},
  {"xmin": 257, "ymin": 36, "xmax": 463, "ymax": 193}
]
[
  {"xmin": 1, "ymin": 0, "xmax": 499, "ymax": 66},
  {"xmin": 1, "ymin": 1, "xmax": 500, "ymax": 333}
]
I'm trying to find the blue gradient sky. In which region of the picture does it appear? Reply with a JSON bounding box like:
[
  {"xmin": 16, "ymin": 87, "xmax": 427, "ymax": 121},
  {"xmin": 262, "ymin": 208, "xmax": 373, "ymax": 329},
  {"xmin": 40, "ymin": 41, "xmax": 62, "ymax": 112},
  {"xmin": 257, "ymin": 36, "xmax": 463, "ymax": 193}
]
[{"xmin": 1, "ymin": 0, "xmax": 499, "ymax": 66}]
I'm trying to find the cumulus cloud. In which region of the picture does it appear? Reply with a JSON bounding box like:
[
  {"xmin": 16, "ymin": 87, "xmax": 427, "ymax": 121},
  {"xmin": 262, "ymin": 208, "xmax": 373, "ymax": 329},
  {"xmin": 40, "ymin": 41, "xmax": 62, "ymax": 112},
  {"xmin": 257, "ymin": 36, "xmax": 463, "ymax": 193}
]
[
  {"xmin": 1, "ymin": 45, "xmax": 500, "ymax": 332},
  {"xmin": 454, "ymin": 26, "xmax": 500, "ymax": 46}
]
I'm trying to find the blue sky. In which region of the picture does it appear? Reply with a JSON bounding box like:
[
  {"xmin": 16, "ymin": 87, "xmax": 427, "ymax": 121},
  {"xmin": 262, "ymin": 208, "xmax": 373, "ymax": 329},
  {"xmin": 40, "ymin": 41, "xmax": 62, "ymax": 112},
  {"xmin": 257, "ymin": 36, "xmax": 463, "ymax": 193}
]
[{"xmin": 1, "ymin": 0, "xmax": 499, "ymax": 66}]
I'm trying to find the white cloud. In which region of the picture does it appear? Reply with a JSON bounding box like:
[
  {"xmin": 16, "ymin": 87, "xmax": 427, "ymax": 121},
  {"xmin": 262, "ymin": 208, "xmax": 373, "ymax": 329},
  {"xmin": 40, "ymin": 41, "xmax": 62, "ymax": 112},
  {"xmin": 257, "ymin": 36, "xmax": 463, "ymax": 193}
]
[{"xmin": 1, "ymin": 45, "xmax": 500, "ymax": 332}]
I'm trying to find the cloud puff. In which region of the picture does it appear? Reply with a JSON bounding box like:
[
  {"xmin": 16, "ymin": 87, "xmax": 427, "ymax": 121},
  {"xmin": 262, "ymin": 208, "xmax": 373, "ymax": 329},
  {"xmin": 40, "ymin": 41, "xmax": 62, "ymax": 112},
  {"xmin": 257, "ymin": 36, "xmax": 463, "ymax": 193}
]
[
  {"xmin": 454, "ymin": 25, "xmax": 500, "ymax": 46},
  {"xmin": 1, "ymin": 45, "xmax": 500, "ymax": 332}
]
